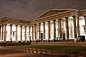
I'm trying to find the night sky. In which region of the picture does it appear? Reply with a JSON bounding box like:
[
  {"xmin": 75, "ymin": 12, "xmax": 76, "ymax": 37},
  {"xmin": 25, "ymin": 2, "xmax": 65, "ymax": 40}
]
[{"xmin": 0, "ymin": 0, "xmax": 86, "ymax": 21}]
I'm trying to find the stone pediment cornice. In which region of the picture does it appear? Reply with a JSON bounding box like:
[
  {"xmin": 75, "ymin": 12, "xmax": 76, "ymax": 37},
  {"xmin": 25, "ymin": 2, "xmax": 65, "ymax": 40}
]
[
  {"xmin": 79, "ymin": 9, "xmax": 86, "ymax": 16},
  {"xmin": 34, "ymin": 9, "xmax": 78, "ymax": 23},
  {"xmin": 34, "ymin": 9, "xmax": 78, "ymax": 21}
]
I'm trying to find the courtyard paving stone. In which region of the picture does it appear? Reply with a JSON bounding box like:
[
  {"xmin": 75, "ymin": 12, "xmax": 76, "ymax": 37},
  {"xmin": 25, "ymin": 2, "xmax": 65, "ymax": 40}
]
[{"xmin": 0, "ymin": 49, "xmax": 63, "ymax": 57}]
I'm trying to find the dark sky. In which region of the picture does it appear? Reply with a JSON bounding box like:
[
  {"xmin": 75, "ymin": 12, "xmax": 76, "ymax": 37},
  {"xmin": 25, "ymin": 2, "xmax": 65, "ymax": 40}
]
[{"xmin": 0, "ymin": 0, "xmax": 86, "ymax": 21}]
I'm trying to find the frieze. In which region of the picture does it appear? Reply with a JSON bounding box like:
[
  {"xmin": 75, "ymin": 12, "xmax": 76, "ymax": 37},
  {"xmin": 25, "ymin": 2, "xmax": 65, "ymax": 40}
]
[
  {"xmin": 36, "ymin": 9, "xmax": 69, "ymax": 19},
  {"xmin": 79, "ymin": 9, "xmax": 86, "ymax": 16},
  {"xmin": 34, "ymin": 9, "xmax": 78, "ymax": 21},
  {"xmin": 34, "ymin": 11, "xmax": 78, "ymax": 23}
]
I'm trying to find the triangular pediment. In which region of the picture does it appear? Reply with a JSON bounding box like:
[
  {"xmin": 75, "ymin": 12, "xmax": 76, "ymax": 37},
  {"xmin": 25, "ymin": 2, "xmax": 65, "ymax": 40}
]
[{"xmin": 35, "ymin": 9, "xmax": 76, "ymax": 20}]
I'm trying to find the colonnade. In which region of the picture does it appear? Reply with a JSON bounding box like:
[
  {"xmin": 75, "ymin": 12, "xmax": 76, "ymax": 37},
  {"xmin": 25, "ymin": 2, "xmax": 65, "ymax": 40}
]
[
  {"xmin": 1, "ymin": 15, "xmax": 86, "ymax": 42},
  {"xmin": 33, "ymin": 15, "xmax": 80, "ymax": 41},
  {"xmin": 0, "ymin": 24, "xmax": 30, "ymax": 42}
]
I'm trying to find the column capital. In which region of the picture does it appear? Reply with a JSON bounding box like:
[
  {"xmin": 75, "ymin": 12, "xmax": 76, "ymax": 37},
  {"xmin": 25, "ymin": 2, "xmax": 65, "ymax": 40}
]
[
  {"xmin": 59, "ymin": 19, "xmax": 62, "ymax": 20},
  {"xmin": 84, "ymin": 15, "xmax": 86, "ymax": 18},
  {"xmin": 10, "ymin": 24, "xmax": 12, "ymax": 26},
  {"xmin": 72, "ymin": 15, "xmax": 76, "ymax": 18},
  {"xmin": 43, "ymin": 22, "xmax": 45, "ymax": 23},
  {"xmin": 47, "ymin": 21, "xmax": 50, "ymax": 23},
  {"xmin": 32, "ymin": 26, "xmax": 34, "ymax": 27},
  {"xmin": 38, "ymin": 23, "xmax": 41, "ymax": 24},
  {"xmin": 15, "ymin": 25, "xmax": 18, "ymax": 26},
  {"xmin": 53, "ymin": 20, "xmax": 56, "ymax": 21},
  {"xmin": 65, "ymin": 17, "xmax": 69, "ymax": 19},
  {"xmin": 25, "ymin": 26, "xmax": 27, "ymax": 27},
  {"xmin": 20, "ymin": 25, "xmax": 22, "ymax": 27},
  {"xmin": 34, "ymin": 24, "xmax": 37, "ymax": 25},
  {"xmin": 4, "ymin": 24, "xmax": 7, "ymax": 25}
]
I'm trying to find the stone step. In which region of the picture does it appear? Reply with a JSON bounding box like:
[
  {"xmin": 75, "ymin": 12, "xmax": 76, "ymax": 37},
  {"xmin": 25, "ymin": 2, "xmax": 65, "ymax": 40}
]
[{"xmin": 31, "ymin": 42, "xmax": 86, "ymax": 46}]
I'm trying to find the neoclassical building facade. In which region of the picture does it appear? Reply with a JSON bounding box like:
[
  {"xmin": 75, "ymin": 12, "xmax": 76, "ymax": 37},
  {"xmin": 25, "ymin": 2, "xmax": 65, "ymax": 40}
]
[{"xmin": 0, "ymin": 9, "xmax": 86, "ymax": 42}]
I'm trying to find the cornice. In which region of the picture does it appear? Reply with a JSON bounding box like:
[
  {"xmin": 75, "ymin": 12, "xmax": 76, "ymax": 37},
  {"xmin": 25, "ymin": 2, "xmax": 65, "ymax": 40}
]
[
  {"xmin": 79, "ymin": 9, "xmax": 86, "ymax": 16},
  {"xmin": 34, "ymin": 9, "xmax": 78, "ymax": 21},
  {"xmin": 34, "ymin": 10, "xmax": 78, "ymax": 23}
]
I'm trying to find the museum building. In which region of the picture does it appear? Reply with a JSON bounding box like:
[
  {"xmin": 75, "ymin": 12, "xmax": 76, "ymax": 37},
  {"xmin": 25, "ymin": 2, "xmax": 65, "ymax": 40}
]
[{"xmin": 0, "ymin": 9, "xmax": 86, "ymax": 42}]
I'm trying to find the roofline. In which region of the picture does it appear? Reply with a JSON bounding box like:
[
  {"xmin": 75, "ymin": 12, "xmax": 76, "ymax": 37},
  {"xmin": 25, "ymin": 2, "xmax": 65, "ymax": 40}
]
[
  {"xmin": 33, "ymin": 9, "xmax": 78, "ymax": 21},
  {"xmin": 49, "ymin": 9, "xmax": 78, "ymax": 10},
  {"xmin": 80, "ymin": 9, "xmax": 86, "ymax": 11},
  {"xmin": 0, "ymin": 17, "xmax": 31, "ymax": 22}
]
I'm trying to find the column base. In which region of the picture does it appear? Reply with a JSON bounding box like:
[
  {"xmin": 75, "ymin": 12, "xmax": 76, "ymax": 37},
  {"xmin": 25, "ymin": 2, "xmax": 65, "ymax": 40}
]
[
  {"xmin": 67, "ymin": 39, "xmax": 70, "ymax": 41},
  {"xmin": 74, "ymin": 38, "xmax": 77, "ymax": 42}
]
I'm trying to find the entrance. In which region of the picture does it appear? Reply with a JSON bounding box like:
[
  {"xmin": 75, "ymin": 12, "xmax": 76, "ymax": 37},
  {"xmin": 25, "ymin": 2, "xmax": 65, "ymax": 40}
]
[
  {"xmin": 41, "ymin": 33, "xmax": 43, "ymax": 41},
  {"xmin": 63, "ymin": 33, "xmax": 65, "ymax": 40}
]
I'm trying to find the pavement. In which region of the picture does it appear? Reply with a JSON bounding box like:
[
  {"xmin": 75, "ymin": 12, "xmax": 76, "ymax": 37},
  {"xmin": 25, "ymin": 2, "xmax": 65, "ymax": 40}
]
[{"xmin": 0, "ymin": 49, "xmax": 66, "ymax": 57}]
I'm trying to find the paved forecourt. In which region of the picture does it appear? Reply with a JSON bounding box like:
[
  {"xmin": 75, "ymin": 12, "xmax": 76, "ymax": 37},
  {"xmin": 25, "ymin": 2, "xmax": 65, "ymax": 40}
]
[{"xmin": 0, "ymin": 49, "xmax": 61, "ymax": 57}]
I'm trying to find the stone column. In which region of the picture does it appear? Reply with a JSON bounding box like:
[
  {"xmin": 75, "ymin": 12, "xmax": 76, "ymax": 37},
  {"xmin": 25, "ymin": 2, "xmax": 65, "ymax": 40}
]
[
  {"xmin": 32, "ymin": 26, "xmax": 33, "ymax": 40},
  {"xmin": 39, "ymin": 23, "xmax": 41, "ymax": 40},
  {"xmin": 0, "ymin": 25, "xmax": 2, "ymax": 40},
  {"xmin": 53, "ymin": 20, "xmax": 56, "ymax": 39},
  {"xmin": 29, "ymin": 26, "xmax": 31, "ymax": 40},
  {"xmin": 2, "ymin": 25, "xmax": 3, "ymax": 40},
  {"xmin": 59, "ymin": 19, "xmax": 62, "ymax": 39},
  {"xmin": 58, "ymin": 21, "xmax": 60, "ymax": 38},
  {"xmin": 70, "ymin": 19, "xmax": 73, "ymax": 38},
  {"xmin": 84, "ymin": 16, "xmax": 86, "ymax": 41},
  {"xmin": 15, "ymin": 25, "xmax": 18, "ymax": 41},
  {"xmin": 65, "ymin": 17, "xmax": 69, "ymax": 40},
  {"xmin": 20, "ymin": 25, "xmax": 22, "ymax": 41},
  {"xmin": 10, "ymin": 24, "xmax": 12, "ymax": 39},
  {"xmin": 77, "ymin": 16, "xmax": 80, "ymax": 36},
  {"xmin": 4, "ymin": 24, "xmax": 7, "ymax": 42},
  {"xmin": 48, "ymin": 21, "xmax": 50, "ymax": 40},
  {"xmin": 34, "ymin": 24, "xmax": 37, "ymax": 40},
  {"xmin": 43, "ymin": 22, "xmax": 45, "ymax": 39},
  {"xmin": 73, "ymin": 16, "xmax": 77, "ymax": 39},
  {"xmin": 25, "ymin": 26, "xmax": 27, "ymax": 41}
]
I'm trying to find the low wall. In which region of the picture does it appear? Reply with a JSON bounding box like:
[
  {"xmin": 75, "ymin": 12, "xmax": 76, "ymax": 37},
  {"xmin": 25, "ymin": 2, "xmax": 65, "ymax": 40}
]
[
  {"xmin": 0, "ymin": 46, "xmax": 86, "ymax": 57},
  {"xmin": 31, "ymin": 42, "xmax": 86, "ymax": 46}
]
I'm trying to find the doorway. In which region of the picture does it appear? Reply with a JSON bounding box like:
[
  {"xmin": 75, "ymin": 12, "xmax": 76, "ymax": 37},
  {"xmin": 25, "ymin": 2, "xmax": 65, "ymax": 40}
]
[
  {"xmin": 63, "ymin": 33, "xmax": 65, "ymax": 40},
  {"xmin": 41, "ymin": 33, "xmax": 43, "ymax": 41}
]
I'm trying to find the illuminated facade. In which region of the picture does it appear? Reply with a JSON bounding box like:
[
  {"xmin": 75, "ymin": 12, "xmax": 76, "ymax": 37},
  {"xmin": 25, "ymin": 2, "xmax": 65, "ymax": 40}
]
[{"xmin": 0, "ymin": 9, "xmax": 86, "ymax": 42}]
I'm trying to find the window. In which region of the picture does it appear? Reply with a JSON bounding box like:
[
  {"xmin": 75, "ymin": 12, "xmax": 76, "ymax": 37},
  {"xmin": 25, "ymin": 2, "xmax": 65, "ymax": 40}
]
[
  {"xmin": 84, "ymin": 27, "xmax": 85, "ymax": 33},
  {"xmin": 13, "ymin": 32, "xmax": 15, "ymax": 37},
  {"xmin": 13, "ymin": 32, "xmax": 14, "ymax": 36}
]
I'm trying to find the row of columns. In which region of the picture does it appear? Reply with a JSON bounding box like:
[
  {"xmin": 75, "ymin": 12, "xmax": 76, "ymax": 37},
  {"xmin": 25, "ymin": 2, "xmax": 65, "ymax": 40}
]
[
  {"xmin": 34, "ymin": 15, "xmax": 79, "ymax": 40},
  {"xmin": 84, "ymin": 16, "xmax": 86, "ymax": 40},
  {"xmin": 0, "ymin": 24, "xmax": 7, "ymax": 42},
  {"xmin": 1, "ymin": 15, "xmax": 86, "ymax": 42},
  {"xmin": 0, "ymin": 24, "xmax": 28, "ymax": 42}
]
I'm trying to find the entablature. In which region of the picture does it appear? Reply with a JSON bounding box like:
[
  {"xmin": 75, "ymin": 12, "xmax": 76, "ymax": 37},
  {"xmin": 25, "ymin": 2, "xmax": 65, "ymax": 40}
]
[
  {"xmin": 79, "ymin": 9, "xmax": 86, "ymax": 16},
  {"xmin": 34, "ymin": 10, "xmax": 78, "ymax": 23},
  {"xmin": 0, "ymin": 17, "xmax": 30, "ymax": 26}
]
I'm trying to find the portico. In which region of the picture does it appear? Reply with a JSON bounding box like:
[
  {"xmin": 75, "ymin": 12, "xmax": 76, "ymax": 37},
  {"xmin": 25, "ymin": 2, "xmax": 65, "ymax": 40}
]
[{"xmin": 33, "ymin": 9, "xmax": 79, "ymax": 41}]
